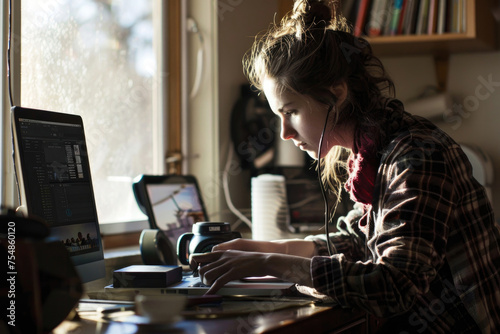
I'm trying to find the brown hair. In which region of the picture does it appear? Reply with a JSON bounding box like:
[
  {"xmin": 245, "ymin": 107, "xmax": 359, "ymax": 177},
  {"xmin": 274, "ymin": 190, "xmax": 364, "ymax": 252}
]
[{"xmin": 243, "ymin": 0, "xmax": 397, "ymax": 203}]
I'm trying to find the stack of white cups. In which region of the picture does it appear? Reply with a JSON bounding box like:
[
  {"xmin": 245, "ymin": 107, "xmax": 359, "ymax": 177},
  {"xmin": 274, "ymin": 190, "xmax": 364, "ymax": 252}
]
[{"xmin": 251, "ymin": 174, "xmax": 290, "ymax": 241}]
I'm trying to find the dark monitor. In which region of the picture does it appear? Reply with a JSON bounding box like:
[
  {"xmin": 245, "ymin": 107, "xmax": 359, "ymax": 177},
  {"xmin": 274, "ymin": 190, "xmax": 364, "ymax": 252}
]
[{"xmin": 11, "ymin": 106, "xmax": 105, "ymax": 283}]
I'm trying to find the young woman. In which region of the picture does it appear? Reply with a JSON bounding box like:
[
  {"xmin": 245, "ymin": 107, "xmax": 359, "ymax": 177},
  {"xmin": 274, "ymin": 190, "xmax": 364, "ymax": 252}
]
[{"xmin": 190, "ymin": 1, "xmax": 500, "ymax": 332}]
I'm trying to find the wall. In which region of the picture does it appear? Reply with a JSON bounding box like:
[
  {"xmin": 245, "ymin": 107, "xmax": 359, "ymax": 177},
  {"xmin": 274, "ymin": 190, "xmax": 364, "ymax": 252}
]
[
  {"xmin": 442, "ymin": 52, "xmax": 500, "ymax": 216},
  {"xmin": 216, "ymin": 0, "xmax": 279, "ymax": 223},
  {"xmin": 382, "ymin": 51, "xmax": 500, "ymax": 217}
]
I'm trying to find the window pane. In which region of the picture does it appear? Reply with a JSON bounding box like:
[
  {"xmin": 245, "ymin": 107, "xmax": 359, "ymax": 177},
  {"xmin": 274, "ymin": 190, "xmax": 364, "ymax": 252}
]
[{"xmin": 21, "ymin": 0, "xmax": 156, "ymax": 223}]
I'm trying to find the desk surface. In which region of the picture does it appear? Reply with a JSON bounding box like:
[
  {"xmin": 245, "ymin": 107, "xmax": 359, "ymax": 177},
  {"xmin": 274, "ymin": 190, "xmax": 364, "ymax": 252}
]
[{"xmin": 53, "ymin": 300, "xmax": 368, "ymax": 334}]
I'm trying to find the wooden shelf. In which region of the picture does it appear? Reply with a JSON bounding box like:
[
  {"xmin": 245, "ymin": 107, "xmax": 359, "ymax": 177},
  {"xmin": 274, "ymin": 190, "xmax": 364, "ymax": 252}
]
[
  {"xmin": 278, "ymin": 0, "xmax": 497, "ymax": 57},
  {"xmin": 367, "ymin": 0, "xmax": 497, "ymax": 57},
  {"xmin": 369, "ymin": 33, "xmax": 496, "ymax": 57}
]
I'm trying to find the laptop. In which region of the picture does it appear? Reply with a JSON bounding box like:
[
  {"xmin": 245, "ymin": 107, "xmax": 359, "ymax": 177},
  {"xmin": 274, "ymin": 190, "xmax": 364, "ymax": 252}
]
[
  {"xmin": 11, "ymin": 106, "xmax": 106, "ymax": 284},
  {"xmin": 104, "ymin": 275, "xmax": 297, "ymax": 298}
]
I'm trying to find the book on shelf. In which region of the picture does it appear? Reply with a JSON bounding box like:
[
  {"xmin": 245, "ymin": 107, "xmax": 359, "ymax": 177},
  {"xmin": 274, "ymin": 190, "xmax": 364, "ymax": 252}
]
[
  {"xmin": 460, "ymin": 0, "xmax": 467, "ymax": 33},
  {"xmin": 354, "ymin": 0, "xmax": 372, "ymax": 36},
  {"xmin": 389, "ymin": 0, "xmax": 404, "ymax": 35},
  {"xmin": 367, "ymin": 0, "xmax": 389, "ymax": 36},
  {"xmin": 416, "ymin": 0, "xmax": 430, "ymax": 34},
  {"xmin": 382, "ymin": 0, "xmax": 395, "ymax": 35},
  {"xmin": 347, "ymin": 0, "xmax": 468, "ymax": 37},
  {"xmin": 396, "ymin": 0, "xmax": 409, "ymax": 34},
  {"xmin": 402, "ymin": 0, "xmax": 418, "ymax": 35},
  {"xmin": 436, "ymin": 0, "xmax": 447, "ymax": 34},
  {"xmin": 448, "ymin": 0, "xmax": 458, "ymax": 32},
  {"xmin": 448, "ymin": 0, "xmax": 466, "ymax": 33},
  {"xmin": 427, "ymin": 0, "xmax": 438, "ymax": 34}
]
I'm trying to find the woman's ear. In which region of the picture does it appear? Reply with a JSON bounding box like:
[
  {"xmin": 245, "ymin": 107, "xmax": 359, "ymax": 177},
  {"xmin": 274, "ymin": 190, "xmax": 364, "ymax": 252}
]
[{"xmin": 331, "ymin": 81, "xmax": 348, "ymax": 106}]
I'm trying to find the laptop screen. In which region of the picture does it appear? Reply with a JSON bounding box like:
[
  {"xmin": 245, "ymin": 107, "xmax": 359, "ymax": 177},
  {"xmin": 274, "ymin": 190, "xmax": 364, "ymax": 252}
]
[{"xmin": 11, "ymin": 106, "xmax": 105, "ymax": 283}]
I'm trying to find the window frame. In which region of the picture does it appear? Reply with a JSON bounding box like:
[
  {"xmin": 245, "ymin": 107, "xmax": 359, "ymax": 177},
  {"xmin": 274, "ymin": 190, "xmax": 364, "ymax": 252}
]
[
  {"xmin": 0, "ymin": 0, "xmax": 184, "ymax": 237},
  {"xmin": 1, "ymin": 0, "xmax": 20, "ymax": 209}
]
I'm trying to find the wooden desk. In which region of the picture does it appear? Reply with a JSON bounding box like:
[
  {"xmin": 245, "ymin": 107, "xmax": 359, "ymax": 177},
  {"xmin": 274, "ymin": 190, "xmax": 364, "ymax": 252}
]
[{"xmin": 53, "ymin": 301, "xmax": 368, "ymax": 334}]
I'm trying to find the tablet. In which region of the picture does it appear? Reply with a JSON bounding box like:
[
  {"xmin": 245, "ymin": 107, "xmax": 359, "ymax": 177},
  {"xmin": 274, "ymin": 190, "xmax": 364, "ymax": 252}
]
[{"xmin": 133, "ymin": 174, "xmax": 209, "ymax": 242}]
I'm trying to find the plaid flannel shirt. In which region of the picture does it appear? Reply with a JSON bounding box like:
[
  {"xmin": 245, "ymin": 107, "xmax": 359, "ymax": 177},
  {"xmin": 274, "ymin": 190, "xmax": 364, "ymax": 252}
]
[{"xmin": 307, "ymin": 113, "xmax": 500, "ymax": 333}]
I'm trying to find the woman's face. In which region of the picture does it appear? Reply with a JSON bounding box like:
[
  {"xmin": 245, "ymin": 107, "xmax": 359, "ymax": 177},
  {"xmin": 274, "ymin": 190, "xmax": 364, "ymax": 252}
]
[{"xmin": 262, "ymin": 77, "xmax": 352, "ymax": 159}]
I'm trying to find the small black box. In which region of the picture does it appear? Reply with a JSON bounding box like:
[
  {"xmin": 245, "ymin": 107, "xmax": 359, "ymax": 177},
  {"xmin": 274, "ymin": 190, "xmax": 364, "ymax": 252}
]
[{"xmin": 113, "ymin": 265, "xmax": 182, "ymax": 288}]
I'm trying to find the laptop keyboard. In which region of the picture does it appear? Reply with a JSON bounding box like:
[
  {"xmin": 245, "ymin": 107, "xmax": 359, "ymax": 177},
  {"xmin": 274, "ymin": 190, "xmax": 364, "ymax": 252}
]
[{"xmin": 189, "ymin": 281, "xmax": 210, "ymax": 288}]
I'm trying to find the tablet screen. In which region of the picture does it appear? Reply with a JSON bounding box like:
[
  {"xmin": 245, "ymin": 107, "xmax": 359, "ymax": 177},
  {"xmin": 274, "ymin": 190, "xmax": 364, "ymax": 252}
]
[{"xmin": 133, "ymin": 175, "xmax": 208, "ymax": 245}]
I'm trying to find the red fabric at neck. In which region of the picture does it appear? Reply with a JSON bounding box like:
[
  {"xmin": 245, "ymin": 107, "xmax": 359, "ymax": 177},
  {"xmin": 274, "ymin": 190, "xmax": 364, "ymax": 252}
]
[{"xmin": 344, "ymin": 132, "xmax": 378, "ymax": 205}]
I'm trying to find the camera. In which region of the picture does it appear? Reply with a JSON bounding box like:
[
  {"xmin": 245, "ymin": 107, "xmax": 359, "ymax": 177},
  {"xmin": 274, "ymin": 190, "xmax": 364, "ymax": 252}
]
[{"xmin": 177, "ymin": 222, "xmax": 241, "ymax": 265}]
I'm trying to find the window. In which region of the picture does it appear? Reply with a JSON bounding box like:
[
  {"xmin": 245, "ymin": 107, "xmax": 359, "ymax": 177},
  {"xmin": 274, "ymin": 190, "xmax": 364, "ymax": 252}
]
[{"xmin": 16, "ymin": 0, "xmax": 164, "ymax": 224}]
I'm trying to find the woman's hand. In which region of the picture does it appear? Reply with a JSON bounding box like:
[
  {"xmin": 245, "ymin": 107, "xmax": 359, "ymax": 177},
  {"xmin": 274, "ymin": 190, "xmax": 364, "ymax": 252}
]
[{"xmin": 190, "ymin": 250, "xmax": 313, "ymax": 295}]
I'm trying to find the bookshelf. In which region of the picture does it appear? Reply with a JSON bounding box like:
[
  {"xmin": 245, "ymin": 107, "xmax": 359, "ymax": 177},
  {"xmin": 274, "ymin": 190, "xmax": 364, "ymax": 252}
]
[
  {"xmin": 277, "ymin": 0, "xmax": 497, "ymax": 90},
  {"xmin": 278, "ymin": 0, "xmax": 496, "ymax": 56}
]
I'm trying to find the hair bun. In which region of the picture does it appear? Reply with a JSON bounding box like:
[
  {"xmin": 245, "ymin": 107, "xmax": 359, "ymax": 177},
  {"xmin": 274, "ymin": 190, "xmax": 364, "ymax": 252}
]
[{"xmin": 292, "ymin": 0, "xmax": 334, "ymax": 27}]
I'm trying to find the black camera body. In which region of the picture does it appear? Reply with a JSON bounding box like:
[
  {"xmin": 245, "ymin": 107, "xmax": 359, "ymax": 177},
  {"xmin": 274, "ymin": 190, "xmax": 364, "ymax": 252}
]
[{"xmin": 177, "ymin": 222, "xmax": 241, "ymax": 265}]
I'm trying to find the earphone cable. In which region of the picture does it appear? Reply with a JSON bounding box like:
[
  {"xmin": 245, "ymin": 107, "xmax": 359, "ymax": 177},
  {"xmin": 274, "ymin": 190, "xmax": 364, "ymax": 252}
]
[{"xmin": 317, "ymin": 105, "xmax": 335, "ymax": 256}]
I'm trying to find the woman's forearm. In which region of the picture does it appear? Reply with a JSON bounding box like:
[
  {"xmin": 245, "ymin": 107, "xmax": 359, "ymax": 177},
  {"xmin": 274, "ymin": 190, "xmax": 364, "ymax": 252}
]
[
  {"xmin": 264, "ymin": 253, "xmax": 313, "ymax": 286},
  {"xmin": 212, "ymin": 238, "xmax": 317, "ymax": 257},
  {"xmin": 272, "ymin": 239, "xmax": 317, "ymax": 257}
]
